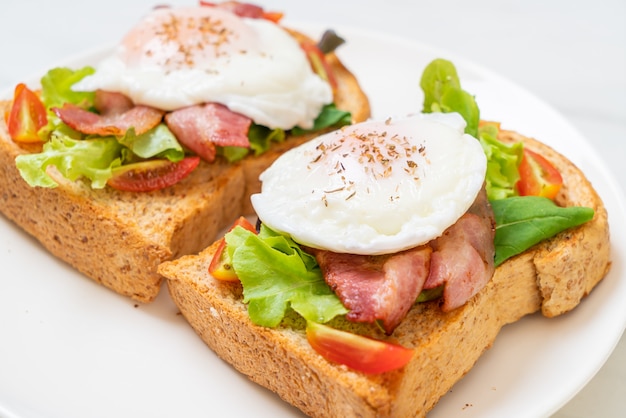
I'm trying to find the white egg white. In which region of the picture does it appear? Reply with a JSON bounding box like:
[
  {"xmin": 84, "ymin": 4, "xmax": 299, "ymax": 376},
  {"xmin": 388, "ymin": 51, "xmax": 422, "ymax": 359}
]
[
  {"xmin": 72, "ymin": 6, "xmax": 331, "ymax": 130},
  {"xmin": 251, "ymin": 113, "xmax": 487, "ymax": 255}
]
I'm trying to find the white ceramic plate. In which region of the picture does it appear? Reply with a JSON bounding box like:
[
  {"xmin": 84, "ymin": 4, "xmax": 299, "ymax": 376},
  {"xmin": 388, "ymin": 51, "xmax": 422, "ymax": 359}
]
[{"xmin": 1, "ymin": 25, "xmax": 625, "ymax": 418}]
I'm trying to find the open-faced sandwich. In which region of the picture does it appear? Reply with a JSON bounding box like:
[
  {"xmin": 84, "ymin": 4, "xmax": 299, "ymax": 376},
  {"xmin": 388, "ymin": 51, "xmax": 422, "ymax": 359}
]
[
  {"xmin": 158, "ymin": 58, "xmax": 611, "ymax": 417},
  {"xmin": 0, "ymin": 1, "xmax": 370, "ymax": 302}
]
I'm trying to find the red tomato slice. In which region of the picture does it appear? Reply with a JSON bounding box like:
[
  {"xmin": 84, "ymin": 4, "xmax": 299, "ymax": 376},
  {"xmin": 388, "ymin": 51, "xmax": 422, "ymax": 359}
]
[
  {"xmin": 300, "ymin": 40, "xmax": 338, "ymax": 92},
  {"xmin": 6, "ymin": 83, "xmax": 47, "ymax": 143},
  {"xmin": 306, "ymin": 321, "xmax": 414, "ymax": 374},
  {"xmin": 208, "ymin": 216, "xmax": 257, "ymax": 281},
  {"xmin": 517, "ymin": 148, "xmax": 563, "ymax": 199},
  {"xmin": 107, "ymin": 156, "xmax": 200, "ymax": 192}
]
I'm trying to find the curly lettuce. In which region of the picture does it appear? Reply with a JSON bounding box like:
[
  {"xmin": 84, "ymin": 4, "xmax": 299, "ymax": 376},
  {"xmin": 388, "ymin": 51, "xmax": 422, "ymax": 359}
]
[
  {"xmin": 15, "ymin": 133, "xmax": 122, "ymax": 189},
  {"xmin": 225, "ymin": 224, "xmax": 348, "ymax": 327},
  {"xmin": 117, "ymin": 124, "xmax": 185, "ymax": 162},
  {"xmin": 16, "ymin": 67, "xmax": 187, "ymax": 188},
  {"xmin": 38, "ymin": 67, "xmax": 96, "ymax": 140},
  {"xmin": 40, "ymin": 66, "xmax": 96, "ymax": 110},
  {"xmin": 478, "ymin": 123, "xmax": 524, "ymax": 200}
]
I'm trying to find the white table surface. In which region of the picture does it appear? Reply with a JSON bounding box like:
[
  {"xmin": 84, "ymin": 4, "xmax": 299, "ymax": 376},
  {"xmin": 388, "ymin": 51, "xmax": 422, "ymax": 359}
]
[{"xmin": 0, "ymin": 1, "xmax": 624, "ymax": 417}]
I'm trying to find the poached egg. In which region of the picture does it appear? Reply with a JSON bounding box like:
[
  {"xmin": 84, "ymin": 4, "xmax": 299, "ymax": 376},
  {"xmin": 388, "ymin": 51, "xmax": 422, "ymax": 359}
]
[
  {"xmin": 251, "ymin": 113, "xmax": 487, "ymax": 255},
  {"xmin": 72, "ymin": 5, "xmax": 332, "ymax": 129}
]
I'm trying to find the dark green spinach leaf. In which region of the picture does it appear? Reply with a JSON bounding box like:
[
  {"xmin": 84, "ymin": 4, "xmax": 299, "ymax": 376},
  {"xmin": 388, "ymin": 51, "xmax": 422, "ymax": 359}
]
[{"xmin": 492, "ymin": 196, "xmax": 594, "ymax": 266}]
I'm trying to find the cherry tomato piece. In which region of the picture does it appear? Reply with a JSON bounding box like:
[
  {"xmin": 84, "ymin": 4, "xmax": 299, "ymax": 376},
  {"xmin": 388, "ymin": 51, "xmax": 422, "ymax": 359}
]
[
  {"xmin": 6, "ymin": 83, "xmax": 47, "ymax": 143},
  {"xmin": 306, "ymin": 321, "xmax": 414, "ymax": 374},
  {"xmin": 517, "ymin": 148, "xmax": 563, "ymax": 200},
  {"xmin": 208, "ymin": 216, "xmax": 257, "ymax": 281},
  {"xmin": 107, "ymin": 156, "xmax": 200, "ymax": 192}
]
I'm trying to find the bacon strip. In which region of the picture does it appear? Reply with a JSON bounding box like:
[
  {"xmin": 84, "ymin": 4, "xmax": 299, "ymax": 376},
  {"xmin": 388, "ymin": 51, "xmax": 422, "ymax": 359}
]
[
  {"xmin": 310, "ymin": 187, "xmax": 495, "ymax": 333},
  {"xmin": 311, "ymin": 246, "xmax": 432, "ymax": 334},
  {"xmin": 424, "ymin": 188, "xmax": 496, "ymax": 311},
  {"xmin": 52, "ymin": 102, "xmax": 164, "ymax": 136},
  {"xmin": 165, "ymin": 103, "xmax": 251, "ymax": 163}
]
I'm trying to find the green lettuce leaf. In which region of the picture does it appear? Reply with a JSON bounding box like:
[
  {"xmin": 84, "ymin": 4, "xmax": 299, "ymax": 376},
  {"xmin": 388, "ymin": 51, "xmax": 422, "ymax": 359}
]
[
  {"xmin": 15, "ymin": 133, "xmax": 123, "ymax": 189},
  {"xmin": 219, "ymin": 145, "xmax": 249, "ymax": 163},
  {"xmin": 420, "ymin": 59, "xmax": 523, "ymax": 200},
  {"xmin": 256, "ymin": 226, "xmax": 320, "ymax": 271},
  {"xmin": 39, "ymin": 66, "xmax": 96, "ymax": 141},
  {"xmin": 491, "ymin": 196, "xmax": 595, "ymax": 266},
  {"xmin": 219, "ymin": 124, "xmax": 287, "ymax": 163},
  {"xmin": 420, "ymin": 58, "xmax": 461, "ymax": 110},
  {"xmin": 220, "ymin": 104, "xmax": 350, "ymax": 163},
  {"xmin": 116, "ymin": 123, "xmax": 185, "ymax": 162},
  {"xmin": 420, "ymin": 58, "xmax": 480, "ymax": 137},
  {"xmin": 40, "ymin": 66, "xmax": 96, "ymax": 110},
  {"xmin": 478, "ymin": 123, "xmax": 524, "ymax": 200},
  {"xmin": 249, "ymin": 124, "xmax": 286, "ymax": 155},
  {"xmin": 291, "ymin": 103, "xmax": 352, "ymax": 136},
  {"xmin": 226, "ymin": 225, "xmax": 348, "ymax": 327}
]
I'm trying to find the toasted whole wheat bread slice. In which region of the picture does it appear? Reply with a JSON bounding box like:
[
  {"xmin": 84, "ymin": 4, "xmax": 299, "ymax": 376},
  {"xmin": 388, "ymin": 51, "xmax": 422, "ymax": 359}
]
[
  {"xmin": 0, "ymin": 35, "xmax": 370, "ymax": 302},
  {"xmin": 157, "ymin": 130, "xmax": 611, "ymax": 417}
]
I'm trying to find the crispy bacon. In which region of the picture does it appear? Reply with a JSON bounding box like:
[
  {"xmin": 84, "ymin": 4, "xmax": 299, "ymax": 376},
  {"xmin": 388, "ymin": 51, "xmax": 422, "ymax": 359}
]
[
  {"xmin": 52, "ymin": 102, "xmax": 164, "ymax": 136},
  {"xmin": 424, "ymin": 188, "xmax": 496, "ymax": 311},
  {"xmin": 310, "ymin": 187, "xmax": 495, "ymax": 334},
  {"xmin": 165, "ymin": 103, "xmax": 251, "ymax": 163},
  {"xmin": 311, "ymin": 246, "xmax": 432, "ymax": 334}
]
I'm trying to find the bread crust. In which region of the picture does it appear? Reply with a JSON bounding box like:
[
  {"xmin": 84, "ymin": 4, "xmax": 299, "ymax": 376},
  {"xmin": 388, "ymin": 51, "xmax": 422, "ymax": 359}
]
[
  {"xmin": 498, "ymin": 130, "xmax": 611, "ymax": 316},
  {"xmin": 0, "ymin": 35, "xmax": 370, "ymax": 302},
  {"xmin": 158, "ymin": 131, "xmax": 611, "ymax": 417}
]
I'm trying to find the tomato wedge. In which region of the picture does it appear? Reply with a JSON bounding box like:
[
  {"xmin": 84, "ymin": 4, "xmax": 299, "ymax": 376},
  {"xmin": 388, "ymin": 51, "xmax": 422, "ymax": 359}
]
[
  {"xmin": 516, "ymin": 148, "xmax": 563, "ymax": 199},
  {"xmin": 300, "ymin": 40, "xmax": 338, "ymax": 92},
  {"xmin": 107, "ymin": 156, "xmax": 200, "ymax": 192},
  {"xmin": 6, "ymin": 83, "xmax": 47, "ymax": 143},
  {"xmin": 208, "ymin": 216, "xmax": 257, "ymax": 281},
  {"xmin": 306, "ymin": 321, "xmax": 414, "ymax": 374}
]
